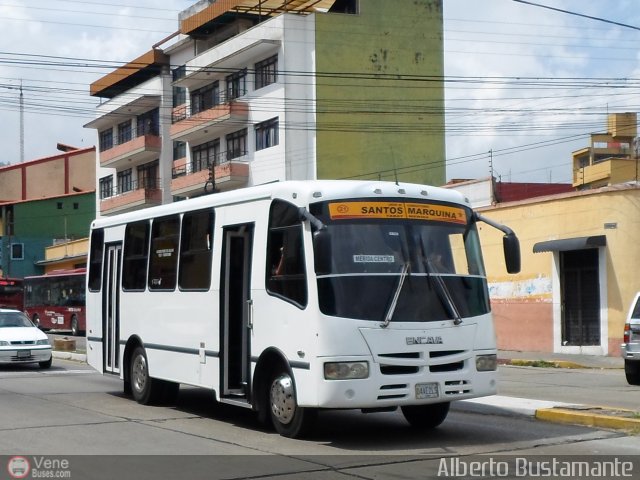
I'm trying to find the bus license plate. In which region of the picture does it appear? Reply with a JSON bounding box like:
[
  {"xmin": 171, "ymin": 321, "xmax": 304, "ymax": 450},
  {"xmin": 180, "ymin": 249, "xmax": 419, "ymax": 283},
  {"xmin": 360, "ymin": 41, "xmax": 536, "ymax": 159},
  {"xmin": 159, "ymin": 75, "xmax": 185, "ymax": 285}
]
[
  {"xmin": 415, "ymin": 382, "xmax": 439, "ymax": 399},
  {"xmin": 17, "ymin": 350, "xmax": 31, "ymax": 358}
]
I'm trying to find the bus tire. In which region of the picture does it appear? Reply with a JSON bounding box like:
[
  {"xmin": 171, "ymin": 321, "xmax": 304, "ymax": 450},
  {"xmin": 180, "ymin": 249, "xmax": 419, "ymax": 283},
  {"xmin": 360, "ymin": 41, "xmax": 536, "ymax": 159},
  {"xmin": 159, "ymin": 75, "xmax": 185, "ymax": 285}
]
[
  {"xmin": 625, "ymin": 360, "xmax": 640, "ymax": 385},
  {"xmin": 32, "ymin": 314, "xmax": 40, "ymax": 329},
  {"xmin": 401, "ymin": 402, "xmax": 450, "ymax": 429},
  {"xmin": 70, "ymin": 315, "xmax": 79, "ymax": 337},
  {"xmin": 130, "ymin": 346, "xmax": 163, "ymax": 405},
  {"xmin": 268, "ymin": 370, "xmax": 316, "ymax": 438}
]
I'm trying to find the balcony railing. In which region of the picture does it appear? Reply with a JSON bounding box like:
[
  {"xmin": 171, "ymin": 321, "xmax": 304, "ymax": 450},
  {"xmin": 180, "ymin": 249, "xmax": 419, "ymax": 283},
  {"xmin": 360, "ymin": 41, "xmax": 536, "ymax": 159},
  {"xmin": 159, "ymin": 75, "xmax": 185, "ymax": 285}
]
[
  {"xmin": 172, "ymin": 151, "xmax": 247, "ymax": 179},
  {"xmin": 172, "ymin": 90, "xmax": 247, "ymax": 123},
  {"xmin": 100, "ymin": 177, "xmax": 159, "ymax": 200}
]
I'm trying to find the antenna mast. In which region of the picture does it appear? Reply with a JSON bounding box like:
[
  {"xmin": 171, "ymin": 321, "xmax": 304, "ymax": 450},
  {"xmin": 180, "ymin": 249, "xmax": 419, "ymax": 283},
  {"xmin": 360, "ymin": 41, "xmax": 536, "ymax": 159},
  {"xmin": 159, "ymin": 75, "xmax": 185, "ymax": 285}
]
[{"xmin": 19, "ymin": 80, "xmax": 24, "ymax": 163}]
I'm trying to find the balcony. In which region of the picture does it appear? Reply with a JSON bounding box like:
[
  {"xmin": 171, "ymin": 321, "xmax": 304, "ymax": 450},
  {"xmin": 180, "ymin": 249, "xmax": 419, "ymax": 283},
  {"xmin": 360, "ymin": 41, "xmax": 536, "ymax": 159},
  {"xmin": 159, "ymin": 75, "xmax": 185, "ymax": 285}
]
[
  {"xmin": 573, "ymin": 157, "xmax": 639, "ymax": 188},
  {"xmin": 100, "ymin": 133, "xmax": 161, "ymax": 169},
  {"xmin": 100, "ymin": 178, "xmax": 162, "ymax": 216},
  {"xmin": 171, "ymin": 153, "xmax": 249, "ymax": 197},
  {"xmin": 170, "ymin": 95, "xmax": 249, "ymax": 144}
]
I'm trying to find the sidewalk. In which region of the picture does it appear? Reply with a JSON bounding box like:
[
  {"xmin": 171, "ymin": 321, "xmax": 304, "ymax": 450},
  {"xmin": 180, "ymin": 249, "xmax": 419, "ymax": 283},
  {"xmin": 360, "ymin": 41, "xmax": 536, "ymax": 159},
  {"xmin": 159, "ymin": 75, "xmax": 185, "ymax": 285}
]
[{"xmin": 454, "ymin": 349, "xmax": 640, "ymax": 432}]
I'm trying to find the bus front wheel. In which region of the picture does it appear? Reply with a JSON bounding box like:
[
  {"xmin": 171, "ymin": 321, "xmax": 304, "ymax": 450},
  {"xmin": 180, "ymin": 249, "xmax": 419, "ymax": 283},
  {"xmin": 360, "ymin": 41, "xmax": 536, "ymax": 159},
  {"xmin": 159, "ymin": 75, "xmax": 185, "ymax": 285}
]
[
  {"xmin": 268, "ymin": 370, "xmax": 316, "ymax": 438},
  {"xmin": 32, "ymin": 314, "xmax": 40, "ymax": 329},
  {"xmin": 401, "ymin": 402, "xmax": 450, "ymax": 429},
  {"xmin": 130, "ymin": 346, "xmax": 163, "ymax": 405}
]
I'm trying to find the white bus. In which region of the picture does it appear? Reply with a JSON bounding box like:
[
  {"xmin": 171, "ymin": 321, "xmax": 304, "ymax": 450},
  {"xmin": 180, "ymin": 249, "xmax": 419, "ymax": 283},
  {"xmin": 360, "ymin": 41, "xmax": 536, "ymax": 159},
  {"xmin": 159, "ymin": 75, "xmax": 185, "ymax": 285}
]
[{"xmin": 86, "ymin": 180, "xmax": 520, "ymax": 438}]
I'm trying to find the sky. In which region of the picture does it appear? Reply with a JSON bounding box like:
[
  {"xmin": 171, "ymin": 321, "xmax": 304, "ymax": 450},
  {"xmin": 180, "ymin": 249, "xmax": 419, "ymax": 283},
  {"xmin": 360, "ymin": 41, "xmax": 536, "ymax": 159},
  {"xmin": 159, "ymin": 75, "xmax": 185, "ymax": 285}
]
[{"xmin": 2, "ymin": 0, "xmax": 640, "ymax": 185}]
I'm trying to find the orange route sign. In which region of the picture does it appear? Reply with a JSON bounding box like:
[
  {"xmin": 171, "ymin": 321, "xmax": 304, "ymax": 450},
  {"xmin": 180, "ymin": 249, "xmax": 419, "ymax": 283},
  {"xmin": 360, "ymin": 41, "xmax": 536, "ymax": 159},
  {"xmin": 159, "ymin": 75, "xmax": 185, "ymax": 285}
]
[{"xmin": 328, "ymin": 201, "xmax": 467, "ymax": 224}]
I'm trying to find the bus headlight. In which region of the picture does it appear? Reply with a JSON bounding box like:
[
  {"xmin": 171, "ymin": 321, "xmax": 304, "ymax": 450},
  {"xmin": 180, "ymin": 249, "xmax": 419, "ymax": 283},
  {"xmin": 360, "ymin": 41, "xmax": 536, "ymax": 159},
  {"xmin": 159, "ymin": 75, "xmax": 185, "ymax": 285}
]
[
  {"xmin": 476, "ymin": 354, "xmax": 498, "ymax": 371},
  {"xmin": 324, "ymin": 361, "xmax": 369, "ymax": 380}
]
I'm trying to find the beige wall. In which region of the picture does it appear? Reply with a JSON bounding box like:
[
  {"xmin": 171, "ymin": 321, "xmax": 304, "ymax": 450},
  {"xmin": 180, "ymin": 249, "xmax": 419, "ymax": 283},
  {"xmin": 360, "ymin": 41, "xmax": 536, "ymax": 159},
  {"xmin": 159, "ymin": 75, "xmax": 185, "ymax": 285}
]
[
  {"xmin": 25, "ymin": 159, "xmax": 66, "ymax": 198},
  {"xmin": 68, "ymin": 150, "xmax": 97, "ymax": 192},
  {"xmin": 0, "ymin": 168, "xmax": 22, "ymax": 200},
  {"xmin": 477, "ymin": 185, "xmax": 640, "ymax": 356}
]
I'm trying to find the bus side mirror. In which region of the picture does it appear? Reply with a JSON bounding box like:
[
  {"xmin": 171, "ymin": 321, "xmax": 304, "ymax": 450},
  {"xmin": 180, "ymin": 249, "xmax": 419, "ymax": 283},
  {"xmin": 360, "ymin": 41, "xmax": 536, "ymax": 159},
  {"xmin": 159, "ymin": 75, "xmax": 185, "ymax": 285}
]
[
  {"xmin": 503, "ymin": 233, "xmax": 521, "ymax": 274},
  {"xmin": 313, "ymin": 230, "xmax": 332, "ymax": 275}
]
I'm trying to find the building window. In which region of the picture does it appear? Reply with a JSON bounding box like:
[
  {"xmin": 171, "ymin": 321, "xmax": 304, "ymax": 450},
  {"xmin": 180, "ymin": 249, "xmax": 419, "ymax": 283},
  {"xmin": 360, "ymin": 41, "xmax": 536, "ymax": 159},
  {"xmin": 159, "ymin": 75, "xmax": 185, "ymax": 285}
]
[
  {"xmin": 226, "ymin": 129, "xmax": 247, "ymax": 160},
  {"xmin": 137, "ymin": 108, "xmax": 159, "ymax": 136},
  {"xmin": 191, "ymin": 82, "xmax": 220, "ymax": 115},
  {"xmin": 117, "ymin": 169, "xmax": 132, "ymax": 194},
  {"xmin": 192, "ymin": 140, "xmax": 220, "ymax": 172},
  {"xmin": 99, "ymin": 129, "xmax": 113, "ymax": 152},
  {"xmin": 173, "ymin": 86, "xmax": 186, "ymax": 107},
  {"xmin": 10, "ymin": 243, "xmax": 24, "ymax": 260},
  {"xmin": 226, "ymin": 70, "xmax": 247, "ymax": 100},
  {"xmin": 255, "ymin": 117, "xmax": 279, "ymax": 151},
  {"xmin": 173, "ymin": 141, "xmax": 186, "ymax": 161},
  {"xmin": 137, "ymin": 160, "xmax": 158, "ymax": 189},
  {"xmin": 118, "ymin": 120, "xmax": 132, "ymax": 144},
  {"xmin": 99, "ymin": 176, "xmax": 113, "ymax": 199},
  {"xmin": 255, "ymin": 55, "xmax": 277, "ymax": 90}
]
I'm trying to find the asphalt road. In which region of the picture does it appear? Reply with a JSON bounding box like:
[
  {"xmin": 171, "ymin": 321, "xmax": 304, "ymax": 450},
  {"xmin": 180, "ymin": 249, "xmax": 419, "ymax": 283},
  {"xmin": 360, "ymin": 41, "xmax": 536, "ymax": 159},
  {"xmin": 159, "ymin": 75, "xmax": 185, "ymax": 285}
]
[{"xmin": 1, "ymin": 358, "xmax": 639, "ymax": 480}]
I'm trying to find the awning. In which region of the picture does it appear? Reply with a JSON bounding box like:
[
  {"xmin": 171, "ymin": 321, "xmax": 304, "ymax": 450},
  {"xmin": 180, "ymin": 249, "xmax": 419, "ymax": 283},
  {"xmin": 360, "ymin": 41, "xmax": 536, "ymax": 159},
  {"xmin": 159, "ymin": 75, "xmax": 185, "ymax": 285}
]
[{"xmin": 533, "ymin": 235, "xmax": 606, "ymax": 253}]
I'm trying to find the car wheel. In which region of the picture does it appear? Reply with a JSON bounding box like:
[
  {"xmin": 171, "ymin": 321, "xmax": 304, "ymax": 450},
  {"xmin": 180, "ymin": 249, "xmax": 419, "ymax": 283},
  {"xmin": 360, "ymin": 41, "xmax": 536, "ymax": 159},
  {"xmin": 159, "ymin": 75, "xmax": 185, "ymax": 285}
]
[
  {"xmin": 39, "ymin": 357, "xmax": 52, "ymax": 369},
  {"xmin": 130, "ymin": 346, "xmax": 163, "ymax": 405},
  {"xmin": 625, "ymin": 360, "xmax": 640, "ymax": 385},
  {"xmin": 401, "ymin": 402, "xmax": 450, "ymax": 428},
  {"xmin": 268, "ymin": 369, "xmax": 316, "ymax": 438},
  {"xmin": 70, "ymin": 315, "xmax": 79, "ymax": 337}
]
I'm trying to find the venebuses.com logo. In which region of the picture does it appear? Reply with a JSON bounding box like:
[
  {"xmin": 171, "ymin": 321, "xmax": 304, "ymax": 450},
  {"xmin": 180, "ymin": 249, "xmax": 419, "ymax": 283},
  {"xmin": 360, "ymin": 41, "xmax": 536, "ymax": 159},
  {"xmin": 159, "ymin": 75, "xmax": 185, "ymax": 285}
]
[{"xmin": 7, "ymin": 456, "xmax": 30, "ymax": 479}]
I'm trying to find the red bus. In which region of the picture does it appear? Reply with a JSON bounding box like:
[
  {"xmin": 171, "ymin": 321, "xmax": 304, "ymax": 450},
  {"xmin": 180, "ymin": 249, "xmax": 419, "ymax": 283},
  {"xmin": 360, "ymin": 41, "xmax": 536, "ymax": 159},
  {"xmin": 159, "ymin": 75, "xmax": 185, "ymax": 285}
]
[
  {"xmin": 0, "ymin": 277, "xmax": 24, "ymax": 310},
  {"xmin": 24, "ymin": 268, "xmax": 86, "ymax": 336}
]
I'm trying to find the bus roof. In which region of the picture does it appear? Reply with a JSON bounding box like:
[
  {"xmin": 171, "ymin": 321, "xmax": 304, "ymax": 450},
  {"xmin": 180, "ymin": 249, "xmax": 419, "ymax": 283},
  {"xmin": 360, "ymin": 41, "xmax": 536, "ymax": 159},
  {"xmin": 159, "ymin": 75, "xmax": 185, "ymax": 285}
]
[{"xmin": 91, "ymin": 180, "xmax": 470, "ymax": 229}]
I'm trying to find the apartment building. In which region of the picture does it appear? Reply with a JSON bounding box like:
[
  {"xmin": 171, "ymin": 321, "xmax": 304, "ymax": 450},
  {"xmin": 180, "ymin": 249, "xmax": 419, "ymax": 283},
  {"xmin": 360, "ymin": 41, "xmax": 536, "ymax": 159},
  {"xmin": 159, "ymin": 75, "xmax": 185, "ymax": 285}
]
[{"xmin": 86, "ymin": 0, "xmax": 446, "ymax": 216}]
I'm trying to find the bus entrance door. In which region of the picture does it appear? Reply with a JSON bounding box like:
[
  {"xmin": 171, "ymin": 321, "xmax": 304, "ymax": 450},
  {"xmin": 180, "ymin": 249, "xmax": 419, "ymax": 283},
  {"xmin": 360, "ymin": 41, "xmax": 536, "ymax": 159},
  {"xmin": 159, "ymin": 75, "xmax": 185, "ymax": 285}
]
[
  {"xmin": 103, "ymin": 243, "xmax": 122, "ymax": 375},
  {"xmin": 221, "ymin": 224, "xmax": 253, "ymax": 401}
]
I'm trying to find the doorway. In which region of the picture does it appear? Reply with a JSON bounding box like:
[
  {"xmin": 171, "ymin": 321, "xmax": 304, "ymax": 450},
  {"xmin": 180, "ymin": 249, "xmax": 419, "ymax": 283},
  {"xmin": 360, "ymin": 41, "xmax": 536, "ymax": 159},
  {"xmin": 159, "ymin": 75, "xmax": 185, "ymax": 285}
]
[
  {"xmin": 103, "ymin": 242, "xmax": 122, "ymax": 374},
  {"xmin": 221, "ymin": 224, "xmax": 253, "ymax": 399},
  {"xmin": 560, "ymin": 249, "xmax": 600, "ymax": 346}
]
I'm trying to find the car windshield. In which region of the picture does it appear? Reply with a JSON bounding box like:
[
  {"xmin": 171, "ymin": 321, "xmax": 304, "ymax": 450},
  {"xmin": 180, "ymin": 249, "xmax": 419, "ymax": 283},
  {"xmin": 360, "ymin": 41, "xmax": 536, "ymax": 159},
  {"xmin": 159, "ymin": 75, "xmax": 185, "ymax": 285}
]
[
  {"xmin": 0, "ymin": 312, "xmax": 34, "ymax": 328},
  {"xmin": 310, "ymin": 199, "xmax": 490, "ymax": 322}
]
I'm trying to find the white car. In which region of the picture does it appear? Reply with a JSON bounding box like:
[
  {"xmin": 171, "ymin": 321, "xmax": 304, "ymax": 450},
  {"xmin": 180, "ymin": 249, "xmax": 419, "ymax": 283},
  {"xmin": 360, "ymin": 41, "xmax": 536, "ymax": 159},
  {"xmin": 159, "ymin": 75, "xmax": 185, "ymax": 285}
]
[
  {"xmin": 0, "ymin": 309, "xmax": 52, "ymax": 368},
  {"xmin": 622, "ymin": 293, "xmax": 640, "ymax": 385}
]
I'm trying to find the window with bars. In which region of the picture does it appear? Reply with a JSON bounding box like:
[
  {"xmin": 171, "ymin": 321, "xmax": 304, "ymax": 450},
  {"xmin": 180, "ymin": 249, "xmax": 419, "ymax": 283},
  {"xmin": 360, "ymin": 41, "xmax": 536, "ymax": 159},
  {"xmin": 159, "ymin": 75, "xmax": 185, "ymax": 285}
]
[
  {"xmin": 137, "ymin": 160, "xmax": 158, "ymax": 189},
  {"xmin": 118, "ymin": 121, "xmax": 132, "ymax": 144},
  {"xmin": 255, "ymin": 55, "xmax": 277, "ymax": 90},
  {"xmin": 191, "ymin": 82, "xmax": 220, "ymax": 115},
  {"xmin": 99, "ymin": 129, "xmax": 113, "ymax": 152},
  {"xmin": 226, "ymin": 129, "xmax": 247, "ymax": 160},
  {"xmin": 99, "ymin": 176, "xmax": 113, "ymax": 199},
  {"xmin": 192, "ymin": 140, "xmax": 220, "ymax": 172},
  {"xmin": 117, "ymin": 169, "xmax": 132, "ymax": 194},
  {"xmin": 226, "ymin": 70, "xmax": 247, "ymax": 100},
  {"xmin": 137, "ymin": 108, "xmax": 159, "ymax": 136},
  {"xmin": 255, "ymin": 117, "xmax": 279, "ymax": 151}
]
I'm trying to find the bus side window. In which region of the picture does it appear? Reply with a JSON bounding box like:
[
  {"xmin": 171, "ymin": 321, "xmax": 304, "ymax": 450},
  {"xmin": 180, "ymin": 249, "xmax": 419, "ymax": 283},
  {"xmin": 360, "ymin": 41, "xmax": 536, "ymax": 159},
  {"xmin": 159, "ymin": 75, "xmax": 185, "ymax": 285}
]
[
  {"xmin": 266, "ymin": 200, "xmax": 308, "ymax": 308},
  {"xmin": 179, "ymin": 209, "xmax": 214, "ymax": 290},
  {"xmin": 88, "ymin": 228, "xmax": 104, "ymax": 292},
  {"xmin": 148, "ymin": 215, "xmax": 180, "ymax": 291},
  {"xmin": 122, "ymin": 221, "xmax": 150, "ymax": 291}
]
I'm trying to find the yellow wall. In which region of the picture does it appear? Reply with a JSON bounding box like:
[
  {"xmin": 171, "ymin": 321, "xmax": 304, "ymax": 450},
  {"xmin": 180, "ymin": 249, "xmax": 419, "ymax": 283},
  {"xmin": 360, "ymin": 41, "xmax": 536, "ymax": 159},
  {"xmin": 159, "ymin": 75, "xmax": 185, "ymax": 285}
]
[
  {"xmin": 43, "ymin": 238, "xmax": 89, "ymax": 273},
  {"xmin": 477, "ymin": 185, "xmax": 640, "ymax": 355}
]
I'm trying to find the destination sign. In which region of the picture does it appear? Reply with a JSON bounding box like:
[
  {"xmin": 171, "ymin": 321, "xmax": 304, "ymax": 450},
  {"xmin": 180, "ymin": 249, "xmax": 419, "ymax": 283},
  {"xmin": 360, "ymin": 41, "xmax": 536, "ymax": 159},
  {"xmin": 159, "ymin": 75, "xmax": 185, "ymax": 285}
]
[{"xmin": 328, "ymin": 202, "xmax": 467, "ymax": 224}]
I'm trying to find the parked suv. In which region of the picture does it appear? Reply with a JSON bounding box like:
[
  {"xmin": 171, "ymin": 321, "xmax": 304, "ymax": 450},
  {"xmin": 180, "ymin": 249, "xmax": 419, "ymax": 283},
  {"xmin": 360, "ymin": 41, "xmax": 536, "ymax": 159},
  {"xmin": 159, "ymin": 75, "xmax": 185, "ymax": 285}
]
[{"xmin": 622, "ymin": 293, "xmax": 640, "ymax": 385}]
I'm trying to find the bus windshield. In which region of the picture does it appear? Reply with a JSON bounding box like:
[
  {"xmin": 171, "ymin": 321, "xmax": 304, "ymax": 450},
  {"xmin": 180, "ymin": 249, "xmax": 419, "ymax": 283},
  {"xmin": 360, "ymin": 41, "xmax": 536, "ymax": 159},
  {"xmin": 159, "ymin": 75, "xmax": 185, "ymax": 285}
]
[{"xmin": 311, "ymin": 200, "xmax": 490, "ymax": 323}]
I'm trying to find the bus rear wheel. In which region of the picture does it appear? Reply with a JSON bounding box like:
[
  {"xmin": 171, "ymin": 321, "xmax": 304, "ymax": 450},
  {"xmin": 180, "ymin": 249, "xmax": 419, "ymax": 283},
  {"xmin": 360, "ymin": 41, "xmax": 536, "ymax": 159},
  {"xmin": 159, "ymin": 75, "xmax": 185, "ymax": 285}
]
[
  {"xmin": 130, "ymin": 346, "xmax": 163, "ymax": 405},
  {"xmin": 625, "ymin": 360, "xmax": 640, "ymax": 385},
  {"xmin": 32, "ymin": 314, "xmax": 40, "ymax": 328},
  {"xmin": 268, "ymin": 370, "xmax": 316, "ymax": 438},
  {"xmin": 401, "ymin": 402, "xmax": 450, "ymax": 429}
]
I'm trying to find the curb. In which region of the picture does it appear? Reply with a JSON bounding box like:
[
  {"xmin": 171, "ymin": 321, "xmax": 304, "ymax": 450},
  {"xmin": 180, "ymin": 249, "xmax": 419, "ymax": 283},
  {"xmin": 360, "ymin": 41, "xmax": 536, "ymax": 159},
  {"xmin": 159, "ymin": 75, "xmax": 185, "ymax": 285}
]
[
  {"xmin": 456, "ymin": 396, "xmax": 640, "ymax": 431},
  {"xmin": 52, "ymin": 351, "xmax": 87, "ymax": 362},
  {"xmin": 536, "ymin": 407, "xmax": 640, "ymax": 431}
]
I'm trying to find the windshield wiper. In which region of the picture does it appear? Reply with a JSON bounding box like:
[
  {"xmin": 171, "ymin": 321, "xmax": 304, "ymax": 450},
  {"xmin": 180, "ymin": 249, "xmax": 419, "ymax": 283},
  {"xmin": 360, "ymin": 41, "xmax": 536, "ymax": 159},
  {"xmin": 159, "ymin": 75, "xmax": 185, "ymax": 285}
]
[
  {"xmin": 424, "ymin": 258, "xmax": 463, "ymax": 326},
  {"xmin": 381, "ymin": 262, "xmax": 410, "ymax": 329}
]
